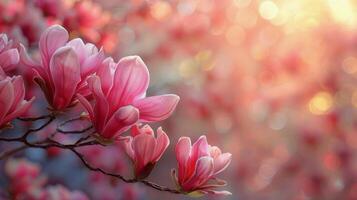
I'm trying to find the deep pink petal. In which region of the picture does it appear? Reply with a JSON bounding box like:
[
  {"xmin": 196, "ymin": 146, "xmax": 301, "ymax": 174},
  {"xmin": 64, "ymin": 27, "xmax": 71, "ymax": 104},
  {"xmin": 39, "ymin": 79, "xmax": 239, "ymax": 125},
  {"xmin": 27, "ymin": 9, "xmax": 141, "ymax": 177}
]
[
  {"xmin": 81, "ymin": 49, "xmax": 105, "ymax": 78},
  {"xmin": 107, "ymin": 56, "xmax": 149, "ymax": 112},
  {"xmin": 133, "ymin": 94, "xmax": 180, "ymax": 122},
  {"xmin": 0, "ymin": 48, "xmax": 19, "ymax": 71},
  {"xmin": 50, "ymin": 47, "xmax": 81, "ymax": 110},
  {"xmin": 152, "ymin": 127, "xmax": 170, "ymax": 162},
  {"xmin": 101, "ymin": 105, "xmax": 139, "ymax": 138},
  {"xmin": 87, "ymin": 75, "xmax": 109, "ymax": 132}
]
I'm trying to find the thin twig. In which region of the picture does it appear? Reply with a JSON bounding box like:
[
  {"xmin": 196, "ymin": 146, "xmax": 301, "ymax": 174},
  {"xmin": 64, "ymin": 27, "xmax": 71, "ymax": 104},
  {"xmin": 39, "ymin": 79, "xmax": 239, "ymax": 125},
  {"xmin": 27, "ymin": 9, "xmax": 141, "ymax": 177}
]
[{"xmin": 0, "ymin": 145, "xmax": 28, "ymax": 160}]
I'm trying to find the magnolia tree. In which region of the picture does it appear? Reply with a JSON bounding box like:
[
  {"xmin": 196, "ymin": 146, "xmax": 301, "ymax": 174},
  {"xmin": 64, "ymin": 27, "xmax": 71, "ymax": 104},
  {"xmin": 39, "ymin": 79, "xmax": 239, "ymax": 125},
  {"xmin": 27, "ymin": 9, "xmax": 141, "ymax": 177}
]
[{"xmin": 0, "ymin": 25, "xmax": 231, "ymax": 198}]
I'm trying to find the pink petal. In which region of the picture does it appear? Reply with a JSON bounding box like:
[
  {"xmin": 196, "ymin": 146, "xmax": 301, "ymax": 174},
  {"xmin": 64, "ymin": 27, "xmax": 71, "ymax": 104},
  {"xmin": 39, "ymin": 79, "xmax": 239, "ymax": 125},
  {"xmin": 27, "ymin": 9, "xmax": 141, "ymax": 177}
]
[
  {"xmin": 39, "ymin": 25, "xmax": 69, "ymax": 69},
  {"xmin": 107, "ymin": 56, "xmax": 149, "ymax": 112},
  {"xmin": 87, "ymin": 75, "xmax": 109, "ymax": 132},
  {"xmin": 101, "ymin": 105, "xmax": 139, "ymax": 138},
  {"xmin": 0, "ymin": 48, "xmax": 19, "ymax": 71},
  {"xmin": 190, "ymin": 136, "xmax": 210, "ymax": 166},
  {"xmin": 183, "ymin": 156, "xmax": 214, "ymax": 190},
  {"xmin": 119, "ymin": 136, "xmax": 135, "ymax": 161},
  {"xmin": 96, "ymin": 57, "xmax": 116, "ymax": 96},
  {"xmin": 8, "ymin": 76, "xmax": 25, "ymax": 113},
  {"xmin": 133, "ymin": 94, "xmax": 180, "ymax": 122},
  {"xmin": 0, "ymin": 67, "xmax": 6, "ymax": 79},
  {"xmin": 152, "ymin": 127, "xmax": 170, "ymax": 162},
  {"xmin": 66, "ymin": 38, "xmax": 86, "ymax": 63},
  {"xmin": 50, "ymin": 47, "xmax": 81, "ymax": 110},
  {"xmin": 209, "ymin": 146, "xmax": 222, "ymax": 159},
  {"xmin": 175, "ymin": 137, "xmax": 192, "ymax": 184},
  {"xmin": 198, "ymin": 190, "xmax": 232, "ymax": 196},
  {"xmin": 77, "ymin": 94, "xmax": 94, "ymax": 121},
  {"xmin": 213, "ymin": 153, "xmax": 232, "ymax": 175},
  {"xmin": 3, "ymin": 98, "xmax": 34, "ymax": 124},
  {"xmin": 0, "ymin": 79, "xmax": 14, "ymax": 122},
  {"xmin": 81, "ymin": 48, "xmax": 105, "ymax": 78},
  {"xmin": 132, "ymin": 132, "xmax": 156, "ymax": 173}
]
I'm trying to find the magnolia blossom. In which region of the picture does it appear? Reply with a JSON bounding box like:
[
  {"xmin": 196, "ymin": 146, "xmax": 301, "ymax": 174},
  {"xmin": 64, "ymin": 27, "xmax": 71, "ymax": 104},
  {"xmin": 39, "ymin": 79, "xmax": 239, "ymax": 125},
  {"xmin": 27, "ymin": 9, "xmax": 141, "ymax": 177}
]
[
  {"xmin": 20, "ymin": 25, "xmax": 104, "ymax": 110},
  {"xmin": 173, "ymin": 136, "xmax": 232, "ymax": 196},
  {"xmin": 120, "ymin": 125, "xmax": 170, "ymax": 179},
  {"xmin": 78, "ymin": 56, "xmax": 179, "ymax": 139},
  {"xmin": 0, "ymin": 73, "xmax": 34, "ymax": 128},
  {"xmin": 0, "ymin": 34, "xmax": 19, "ymax": 72}
]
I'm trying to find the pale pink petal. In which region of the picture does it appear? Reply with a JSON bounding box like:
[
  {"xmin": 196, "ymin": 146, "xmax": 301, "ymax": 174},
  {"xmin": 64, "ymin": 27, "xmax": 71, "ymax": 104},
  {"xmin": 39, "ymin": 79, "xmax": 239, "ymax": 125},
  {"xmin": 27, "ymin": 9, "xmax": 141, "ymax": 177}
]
[
  {"xmin": 39, "ymin": 25, "xmax": 69, "ymax": 69},
  {"xmin": 0, "ymin": 48, "xmax": 19, "ymax": 71},
  {"xmin": 87, "ymin": 75, "xmax": 109, "ymax": 132},
  {"xmin": 3, "ymin": 98, "xmax": 34, "ymax": 124},
  {"xmin": 77, "ymin": 94, "xmax": 94, "ymax": 121},
  {"xmin": 81, "ymin": 49, "xmax": 105, "ymax": 77},
  {"xmin": 190, "ymin": 136, "xmax": 210, "ymax": 167},
  {"xmin": 0, "ymin": 79, "xmax": 14, "ymax": 122},
  {"xmin": 0, "ymin": 67, "xmax": 6, "ymax": 79},
  {"xmin": 199, "ymin": 190, "xmax": 232, "ymax": 195},
  {"xmin": 213, "ymin": 153, "xmax": 232, "ymax": 175},
  {"xmin": 119, "ymin": 136, "xmax": 135, "ymax": 161},
  {"xmin": 96, "ymin": 57, "xmax": 115, "ymax": 95},
  {"xmin": 107, "ymin": 56, "xmax": 149, "ymax": 111},
  {"xmin": 8, "ymin": 76, "xmax": 25, "ymax": 112},
  {"xmin": 133, "ymin": 94, "xmax": 180, "ymax": 122},
  {"xmin": 50, "ymin": 47, "xmax": 81, "ymax": 110},
  {"xmin": 152, "ymin": 127, "xmax": 170, "ymax": 162},
  {"xmin": 175, "ymin": 137, "xmax": 192, "ymax": 183},
  {"xmin": 209, "ymin": 146, "xmax": 222, "ymax": 159},
  {"xmin": 183, "ymin": 156, "xmax": 214, "ymax": 190},
  {"xmin": 66, "ymin": 38, "xmax": 86, "ymax": 63},
  {"xmin": 132, "ymin": 133, "xmax": 156, "ymax": 173},
  {"xmin": 101, "ymin": 105, "xmax": 139, "ymax": 138}
]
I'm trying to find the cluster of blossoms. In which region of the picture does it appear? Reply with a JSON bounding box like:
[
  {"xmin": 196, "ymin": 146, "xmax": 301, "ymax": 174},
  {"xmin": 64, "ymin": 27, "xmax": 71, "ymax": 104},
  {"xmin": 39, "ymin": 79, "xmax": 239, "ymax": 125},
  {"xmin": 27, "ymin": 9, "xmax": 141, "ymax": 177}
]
[
  {"xmin": 0, "ymin": 25, "xmax": 231, "ymax": 197},
  {"xmin": 4, "ymin": 159, "xmax": 88, "ymax": 200}
]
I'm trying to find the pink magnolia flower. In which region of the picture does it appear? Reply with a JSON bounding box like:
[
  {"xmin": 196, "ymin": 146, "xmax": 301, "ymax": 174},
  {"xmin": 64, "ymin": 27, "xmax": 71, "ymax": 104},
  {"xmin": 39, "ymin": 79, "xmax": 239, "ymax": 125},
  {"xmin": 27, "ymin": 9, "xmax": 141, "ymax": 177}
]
[
  {"xmin": 0, "ymin": 74, "xmax": 34, "ymax": 128},
  {"xmin": 172, "ymin": 136, "xmax": 232, "ymax": 196},
  {"xmin": 120, "ymin": 125, "xmax": 170, "ymax": 179},
  {"xmin": 20, "ymin": 25, "xmax": 104, "ymax": 110},
  {"xmin": 77, "ymin": 56, "xmax": 179, "ymax": 139},
  {"xmin": 0, "ymin": 33, "xmax": 19, "ymax": 72}
]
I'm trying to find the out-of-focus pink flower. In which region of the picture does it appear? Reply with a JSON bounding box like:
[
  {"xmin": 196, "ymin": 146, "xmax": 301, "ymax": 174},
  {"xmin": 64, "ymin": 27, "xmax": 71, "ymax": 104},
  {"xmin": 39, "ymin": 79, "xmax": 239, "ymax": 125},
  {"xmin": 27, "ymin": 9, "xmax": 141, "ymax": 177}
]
[
  {"xmin": 172, "ymin": 136, "xmax": 232, "ymax": 196},
  {"xmin": 0, "ymin": 74, "xmax": 34, "ymax": 128},
  {"xmin": 20, "ymin": 25, "xmax": 104, "ymax": 110},
  {"xmin": 41, "ymin": 185, "xmax": 89, "ymax": 200},
  {"xmin": 0, "ymin": 34, "xmax": 19, "ymax": 72},
  {"xmin": 5, "ymin": 159, "xmax": 46, "ymax": 199},
  {"xmin": 77, "ymin": 56, "xmax": 179, "ymax": 139},
  {"xmin": 120, "ymin": 125, "xmax": 170, "ymax": 179}
]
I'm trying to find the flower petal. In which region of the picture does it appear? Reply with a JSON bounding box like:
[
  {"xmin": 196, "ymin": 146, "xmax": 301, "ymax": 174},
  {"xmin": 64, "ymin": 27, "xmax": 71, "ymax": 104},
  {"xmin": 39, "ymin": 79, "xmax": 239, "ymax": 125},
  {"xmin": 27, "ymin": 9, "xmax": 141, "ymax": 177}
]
[
  {"xmin": 0, "ymin": 79, "xmax": 14, "ymax": 123},
  {"xmin": 119, "ymin": 136, "xmax": 135, "ymax": 161},
  {"xmin": 87, "ymin": 75, "xmax": 109, "ymax": 132},
  {"xmin": 107, "ymin": 56, "xmax": 149, "ymax": 111},
  {"xmin": 152, "ymin": 127, "xmax": 170, "ymax": 162},
  {"xmin": 39, "ymin": 25, "xmax": 69, "ymax": 69},
  {"xmin": 213, "ymin": 153, "xmax": 232, "ymax": 175},
  {"xmin": 50, "ymin": 47, "xmax": 81, "ymax": 110},
  {"xmin": 3, "ymin": 98, "xmax": 34, "ymax": 124},
  {"xmin": 0, "ymin": 48, "xmax": 19, "ymax": 71},
  {"xmin": 96, "ymin": 57, "xmax": 116, "ymax": 96},
  {"xmin": 77, "ymin": 94, "xmax": 94, "ymax": 121},
  {"xmin": 133, "ymin": 94, "xmax": 180, "ymax": 122},
  {"xmin": 183, "ymin": 156, "xmax": 214, "ymax": 190},
  {"xmin": 8, "ymin": 76, "xmax": 25, "ymax": 113},
  {"xmin": 175, "ymin": 137, "xmax": 192, "ymax": 184},
  {"xmin": 132, "ymin": 132, "xmax": 156, "ymax": 174},
  {"xmin": 101, "ymin": 105, "xmax": 139, "ymax": 138}
]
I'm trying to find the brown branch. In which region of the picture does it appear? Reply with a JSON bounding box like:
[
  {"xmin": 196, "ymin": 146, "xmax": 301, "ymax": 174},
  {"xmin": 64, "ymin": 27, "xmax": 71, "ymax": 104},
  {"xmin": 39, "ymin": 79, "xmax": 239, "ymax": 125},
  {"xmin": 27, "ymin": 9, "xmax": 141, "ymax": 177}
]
[{"xmin": 0, "ymin": 114, "xmax": 182, "ymax": 195}]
